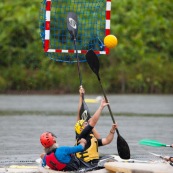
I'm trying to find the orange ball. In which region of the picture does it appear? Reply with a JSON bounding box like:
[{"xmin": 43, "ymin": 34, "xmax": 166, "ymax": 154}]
[{"xmin": 104, "ymin": 35, "xmax": 118, "ymax": 49}]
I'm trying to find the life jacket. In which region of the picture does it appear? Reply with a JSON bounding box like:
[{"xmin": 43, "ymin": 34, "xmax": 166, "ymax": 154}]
[
  {"xmin": 76, "ymin": 134, "xmax": 99, "ymax": 162},
  {"xmin": 45, "ymin": 152, "xmax": 66, "ymax": 171}
]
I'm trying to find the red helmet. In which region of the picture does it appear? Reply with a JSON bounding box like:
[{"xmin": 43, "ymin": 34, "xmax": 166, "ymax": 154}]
[{"xmin": 40, "ymin": 132, "xmax": 56, "ymax": 148}]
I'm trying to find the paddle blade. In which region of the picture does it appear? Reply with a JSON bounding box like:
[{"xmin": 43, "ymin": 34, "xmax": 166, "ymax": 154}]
[
  {"xmin": 85, "ymin": 49, "xmax": 100, "ymax": 76},
  {"xmin": 139, "ymin": 139, "xmax": 167, "ymax": 147},
  {"xmin": 67, "ymin": 12, "xmax": 78, "ymax": 39},
  {"xmin": 80, "ymin": 94, "xmax": 91, "ymax": 121},
  {"xmin": 80, "ymin": 102, "xmax": 91, "ymax": 121},
  {"xmin": 117, "ymin": 135, "xmax": 130, "ymax": 159}
]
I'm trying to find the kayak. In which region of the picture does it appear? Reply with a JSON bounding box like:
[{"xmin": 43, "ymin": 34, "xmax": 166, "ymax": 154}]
[
  {"xmin": 0, "ymin": 164, "xmax": 110, "ymax": 173},
  {"xmin": 105, "ymin": 159, "xmax": 173, "ymax": 173},
  {"xmin": 0, "ymin": 155, "xmax": 172, "ymax": 173},
  {"xmin": 38, "ymin": 166, "xmax": 110, "ymax": 173},
  {"xmin": 105, "ymin": 162, "xmax": 173, "ymax": 173},
  {"xmin": 0, "ymin": 165, "xmax": 38, "ymax": 173}
]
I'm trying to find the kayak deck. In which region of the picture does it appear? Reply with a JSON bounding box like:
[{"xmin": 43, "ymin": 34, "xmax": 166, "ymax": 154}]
[
  {"xmin": 105, "ymin": 161, "xmax": 173, "ymax": 173},
  {"xmin": 0, "ymin": 165, "xmax": 38, "ymax": 173}
]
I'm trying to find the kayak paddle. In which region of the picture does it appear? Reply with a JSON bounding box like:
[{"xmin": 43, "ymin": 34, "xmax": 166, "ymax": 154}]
[
  {"xmin": 85, "ymin": 49, "xmax": 130, "ymax": 159},
  {"xmin": 67, "ymin": 12, "xmax": 91, "ymax": 121},
  {"xmin": 139, "ymin": 139, "xmax": 172, "ymax": 147}
]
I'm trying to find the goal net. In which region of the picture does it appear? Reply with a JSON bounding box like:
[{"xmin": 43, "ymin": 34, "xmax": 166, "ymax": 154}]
[{"xmin": 39, "ymin": 0, "xmax": 112, "ymax": 63}]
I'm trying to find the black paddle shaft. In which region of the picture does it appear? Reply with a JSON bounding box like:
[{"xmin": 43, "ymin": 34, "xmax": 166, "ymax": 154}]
[
  {"xmin": 97, "ymin": 77, "xmax": 120, "ymax": 135},
  {"xmin": 73, "ymin": 39, "xmax": 82, "ymax": 86},
  {"xmin": 67, "ymin": 12, "xmax": 91, "ymax": 120}
]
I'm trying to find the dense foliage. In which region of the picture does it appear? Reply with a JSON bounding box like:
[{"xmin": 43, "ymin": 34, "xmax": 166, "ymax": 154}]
[{"xmin": 0, "ymin": 0, "xmax": 173, "ymax": 94}]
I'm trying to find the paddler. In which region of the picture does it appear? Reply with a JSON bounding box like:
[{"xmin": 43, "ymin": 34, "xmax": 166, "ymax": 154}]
[
  {"xmin": 74, "ymin": 86, "xmax": 118, "ymax": 168},
  {"xmin": 39, "ymin": 98, "xmax": 109, "ymax": 171}
]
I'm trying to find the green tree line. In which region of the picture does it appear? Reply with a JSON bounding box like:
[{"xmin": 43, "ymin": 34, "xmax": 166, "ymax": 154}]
[{"xmin": 0, "ymin": 0, "xmax": 173, "ymax": 94}]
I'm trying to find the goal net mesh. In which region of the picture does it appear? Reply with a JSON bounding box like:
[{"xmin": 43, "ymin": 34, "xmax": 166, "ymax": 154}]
[{"xmin": 39, "ymin": 0, "xmax": 111, "ymax": 63}]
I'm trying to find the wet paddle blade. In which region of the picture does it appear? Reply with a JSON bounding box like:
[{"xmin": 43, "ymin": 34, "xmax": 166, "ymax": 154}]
[
  {"xmin": 67, "ymin": 12, "xmax": 78, "ymax": 39},
  {"xmin": 117, "ymin": 135, "xmax": 130, "ymax": 159},
  {"xmin": 85, "ymin": 49, "xmax": 100, "ymax": 76}
]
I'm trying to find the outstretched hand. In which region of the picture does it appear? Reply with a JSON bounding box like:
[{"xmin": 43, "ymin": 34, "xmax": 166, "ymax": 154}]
[
  {"xmin": 100, "ymin": 98, "xmax": 109, "ymax": 109},
  {"xmin": 110, "ymin": 123, "xmax": 118, "ymax": 134},
  {"xmin": 112, "ymin": 123, "xmax": 118, "ymax": 130},
  {"xmin": 164, "ymin": 156, "xmax": 173, "ymax": 162},
  {"xmin": 78, "ymin": 138, "xmax": 87, "ymax": 147}
]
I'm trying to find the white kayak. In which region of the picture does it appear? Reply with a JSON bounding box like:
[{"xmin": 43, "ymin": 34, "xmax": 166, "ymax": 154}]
[
  {"xmin": 0, "ymin": 164, "xmax": 110, "ymax": 173},
  {"xmin": 0, "ymin": 165, "xmax": 38, "ymax": 173},
  {"xmin": 105, "ymin": 161, "xmax": 173, "ymax": 173},
  {"xmin": 0, "ymin": 155, "xmax": 172, "ymax": 173},
  {"xmin": 105, "ymin": 155, "xmax": 173, "ymax": 173}
]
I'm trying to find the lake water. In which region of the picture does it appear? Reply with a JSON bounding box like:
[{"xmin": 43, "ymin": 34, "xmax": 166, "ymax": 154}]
[{"xmin": 0, "ymin": 94, "xmax": 173, "ymax": 165}]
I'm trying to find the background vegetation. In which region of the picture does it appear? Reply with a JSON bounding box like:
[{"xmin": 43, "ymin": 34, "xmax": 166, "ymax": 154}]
[{"xmin": 0, "ymin": 0, "xmax": 173, "ymax": 94}]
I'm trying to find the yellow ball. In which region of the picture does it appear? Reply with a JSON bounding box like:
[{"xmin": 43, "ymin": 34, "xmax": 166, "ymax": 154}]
[{"xmin": 104, "ymin": 35, "xmax": 118, "ymax": 49}]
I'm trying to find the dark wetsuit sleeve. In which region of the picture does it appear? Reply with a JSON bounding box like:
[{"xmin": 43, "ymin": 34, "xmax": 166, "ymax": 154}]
[
  {"xmin": 77, "ymin": 124, "xmax": 93, "ymax": 140},
  {"xmin": 97, "ymin": 139, "xmax": 103, "ymax": 147}
]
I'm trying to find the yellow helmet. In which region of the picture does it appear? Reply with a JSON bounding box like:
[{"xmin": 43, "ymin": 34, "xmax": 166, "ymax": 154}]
[{"xmin": 74, "ymin": 120, "xmax": 85, "ymax": 134}]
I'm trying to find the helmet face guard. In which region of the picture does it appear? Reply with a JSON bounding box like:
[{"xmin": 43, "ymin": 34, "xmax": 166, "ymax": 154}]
[
  {"xmin": 40, "ymin": 132, "xmax": 56, "ymax": 148},
  {"xmin": 74, "ymin": 120, "xmax": 85, "ymax": 134}
]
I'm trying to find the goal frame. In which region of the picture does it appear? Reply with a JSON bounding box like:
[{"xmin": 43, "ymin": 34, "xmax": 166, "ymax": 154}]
[{"xmin": 43, "ymin": 0, "xmax": 112, "ymax": 55}]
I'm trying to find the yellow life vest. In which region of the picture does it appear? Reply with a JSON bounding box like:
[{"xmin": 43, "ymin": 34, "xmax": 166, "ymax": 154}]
[{"xmin": 76, "ymin": 134, "xmax": 99, "ymax": 162}]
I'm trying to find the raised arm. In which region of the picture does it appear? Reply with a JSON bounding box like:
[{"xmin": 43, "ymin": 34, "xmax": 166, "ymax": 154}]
[
  {"xmin": 88, "ymin": 98, "xmax": 109, "ymax": 127},
  {"xmin": 92, "ymin": 128, "xmax": 100, "ymax": 139},
  {"xmin": 77, "ymin": 86, "xmax": 85, "ymax": 121},
  {"xmin": 77, "ymin": 86, "xmax": 102, "ymax": 139}
]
